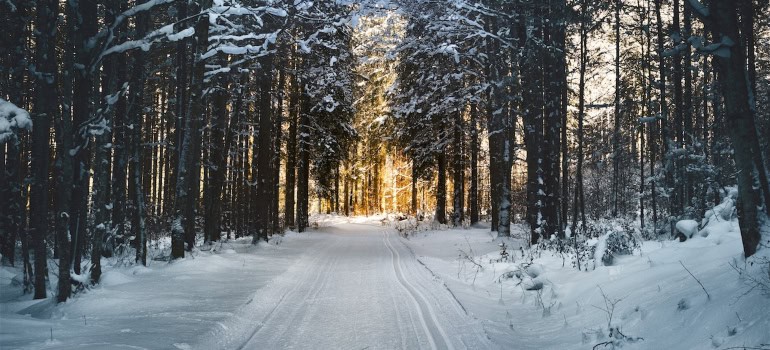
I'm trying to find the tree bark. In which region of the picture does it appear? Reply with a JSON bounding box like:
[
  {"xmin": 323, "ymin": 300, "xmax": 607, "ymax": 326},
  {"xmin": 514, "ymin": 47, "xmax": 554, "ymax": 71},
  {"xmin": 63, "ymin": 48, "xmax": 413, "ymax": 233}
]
[
  {"xmin": 572, "ymin": 0, "xmax": 589, "ymax": 234},
  {"xmin": 612, "ymin": 0, "xmax": 622, "ymax": 218},
  {"xmin": 129, "ymin": 1, "xmax": 149, "ymax": 265},
  {"xmin": 706, "ymin": 0, "xmax": 767, "ymax": 257},
  {"xmin": 170, "ymin": 0, "xmax": 190, "ymax": 259},
  {"xmin": 284, "ymin": 65, "xmax": 299, "ymax": 228},
  {"xmin": 296, "ymin": 96, "xmax": 310, "ymax": 232},
  {"xmin": 254, "ymin": 54, "xmax": 275, "ymax": 243},
  {"xmin": 452, "ymin": 111, "xmax": 464, "ymax": 226},
  {"xmin": 436, "ymin": 151, "xmax": 447, "ymax": 225},
  {"xmin": 183, "ymin": 0, "xmax": 212, "ymax": 250},
  {"xmin": 469, "ymin": 103, "xmax": 479, "ymax": 224}
]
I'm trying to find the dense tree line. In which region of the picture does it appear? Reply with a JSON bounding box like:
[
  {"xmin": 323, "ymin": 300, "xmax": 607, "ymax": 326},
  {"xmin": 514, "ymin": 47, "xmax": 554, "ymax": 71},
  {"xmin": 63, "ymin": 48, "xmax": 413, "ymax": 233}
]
[
  {"xmin": 0, "ymin": 0, "xmax": 359, "ymax": 302},
  {"xmin": 0, "ymin": 0, "xmax": 768, "ymax": 304},
  {"xmin": 387, "ymin": 0, "xmax": 769, "ymax": 256}
]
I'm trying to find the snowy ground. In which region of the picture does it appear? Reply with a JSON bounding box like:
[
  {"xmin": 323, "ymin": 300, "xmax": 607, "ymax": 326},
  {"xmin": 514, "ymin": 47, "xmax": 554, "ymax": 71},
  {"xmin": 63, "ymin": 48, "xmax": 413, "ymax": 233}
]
[
  {"xmin": 0, "ymin": 235, "xmax": 317, "ymax": 349},
  {"xmin": 1, "ymin": 214, "xmax": 769, "ymax": 349},
  {"xmin": 405, "ymin": 221, "xmax": 770, "ymax": 350}
]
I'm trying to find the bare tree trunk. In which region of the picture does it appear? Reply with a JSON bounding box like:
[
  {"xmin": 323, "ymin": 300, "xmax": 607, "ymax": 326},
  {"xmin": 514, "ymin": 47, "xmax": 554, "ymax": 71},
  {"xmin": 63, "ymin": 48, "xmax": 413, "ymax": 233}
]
[
  {"xmin": 183, "ymin": 0, "xmax": 212, "ymax": 250},
  {"xmin": 411, "ymin": 161, "xmax": 418, "ymax": 216},
  {"xmin": 683, "ymin": 0, "xmax": 694, "ymax": 212},
  {"xmin": 0, "ymin": 0, "xmax": 29, "ymax": 267},
  {"xmin": 129, "ymin": 1, "xmax": 149, "ymax": 265},
  {"xmin": 612, "ymin": 0, "xmax": 622, "ymax": 218},
  {"xmin": 91, "ymin": 0, "xmax": 125, "ymax": 284},
  {"xmin": 670, "ymin": 0, "xmax": 686, "ymax": 219},
  {"xmin": 203, "ymin": 60, "xmax": 232, "ymax": 243},
  {"xmin": 296, "ymin": 97, "xmax": 310, "ymax": 232},
  {"xmin": 706, "ymin": 0, "xmax": 767, "ymax": 257},
  {"xmin": 654, "ymin": 0, "xmax": 670, "ymax": 232},
  {"xmin": 69, "ymin": 0, "xmax": 98, "ymax": 278},
  {"xmin": 523, "ymin": 10, "xmax": 544, "ymax": 241},
  {"xmin": 272, "ymin": 58, "xmax": 286, "ymax": 233},
  {"xmin": 436, "ymin": 151, "xmax": 447, "ymax": 225},
  {"xmin": 452, "ymin": 111, "xmax": 464, "ymax": 226},
  {"xmin": 469, "ymin": 104, "xmax": 479, "ymax": 224},
  {"xmin": 254, "ymin": 54, "xmax": 275, "ymax": 243},
  {"xmin": 170, "ymin": 0, "xmax": 190, "ymax": 259},
  {"xmin": 284, "ymin": 64, "xmax": 298, "ymax": 228},
  {"xmin": 572, "ymin": 0, "xmax": 589, "ymax": 234},
  {"xmin": 485, "ymin": 12, "xmax": 501, "ymax": 233},
  {"xmin": 543, "ymin": 1, "xmax": 565, "ymax": 239}
]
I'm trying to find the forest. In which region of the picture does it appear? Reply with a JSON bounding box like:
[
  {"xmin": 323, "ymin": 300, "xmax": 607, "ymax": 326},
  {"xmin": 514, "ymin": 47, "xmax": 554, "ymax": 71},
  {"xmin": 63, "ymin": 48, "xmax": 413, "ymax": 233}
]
[{"xmin": 1, "ymin": 0, "xmax": 769, "ymax": 312}]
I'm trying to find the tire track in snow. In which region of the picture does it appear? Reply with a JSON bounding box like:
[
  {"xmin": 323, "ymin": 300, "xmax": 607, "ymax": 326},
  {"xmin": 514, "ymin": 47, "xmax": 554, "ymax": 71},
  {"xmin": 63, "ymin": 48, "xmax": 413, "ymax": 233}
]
[
  {"xmin": 267, "ymin": 238, "xmax": 341, "ymax": 345},
  {"xmin": 383, "ymin": 235, "xmax": 422, "ymax": 349},
  {"xmin": 382, "ymin": 229, "xmax": 454, "ymax": 350},
  {"xmin": 236, "ymin": 238, "xmax": 338, "ymax": 350},
  {"xmin": 397, "ymin": 237, "xmax": 494, "ymax": 348},
  {"xmin": 281, "ymin": 243, "xmax": 342, "ymax": 342}
]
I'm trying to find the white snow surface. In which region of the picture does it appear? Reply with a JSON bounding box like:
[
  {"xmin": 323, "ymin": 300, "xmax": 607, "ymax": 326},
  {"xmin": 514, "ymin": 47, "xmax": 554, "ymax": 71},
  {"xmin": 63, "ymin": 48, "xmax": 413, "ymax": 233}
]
[
  {"xmin": 1, "ymin": 214, "xmax": 769, "ymax": 349},
  {"xmin": 676, "ymin": 219, "xmax": 700, "ymax": 237}
]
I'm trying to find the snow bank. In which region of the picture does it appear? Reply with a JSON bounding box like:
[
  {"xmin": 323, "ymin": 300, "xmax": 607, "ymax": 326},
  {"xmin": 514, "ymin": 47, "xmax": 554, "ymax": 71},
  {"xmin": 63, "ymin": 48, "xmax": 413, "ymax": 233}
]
[
  {"xmin": 0, "ymin": 233, "xmax": 317, "ymax": 349},
  {"xmin": 676, "ymin": 220, "xmax": 699, "ymax": 238},
  {"xmin": 404, "ymin": 219, "xmax": 770, "ymax": 349}
]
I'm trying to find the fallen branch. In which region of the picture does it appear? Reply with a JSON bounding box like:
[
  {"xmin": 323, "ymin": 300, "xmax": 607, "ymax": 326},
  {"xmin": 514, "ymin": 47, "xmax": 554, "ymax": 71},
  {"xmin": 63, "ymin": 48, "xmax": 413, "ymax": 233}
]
[
  {"xmin": 680, "ymin": 260, "xmax": 711, "ymax": 300},
  {"xmin": 593, "ymin": 341, "xmax": 613, "ymax": 349}
]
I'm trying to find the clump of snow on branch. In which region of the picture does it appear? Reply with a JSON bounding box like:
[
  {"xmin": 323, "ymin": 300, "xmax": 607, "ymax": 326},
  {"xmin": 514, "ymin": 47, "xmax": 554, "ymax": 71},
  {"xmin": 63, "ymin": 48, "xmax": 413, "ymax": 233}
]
[{"xmin": 0, "ymin": 98, "xmax": 32, "ymax": 144}]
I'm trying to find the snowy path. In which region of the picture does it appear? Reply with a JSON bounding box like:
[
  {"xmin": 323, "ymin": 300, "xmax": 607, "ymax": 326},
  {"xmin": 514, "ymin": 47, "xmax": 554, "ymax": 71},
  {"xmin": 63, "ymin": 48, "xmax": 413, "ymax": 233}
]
[{"xmin": 202, "ymin": 223, "xmax": 492, "ymax": 350}]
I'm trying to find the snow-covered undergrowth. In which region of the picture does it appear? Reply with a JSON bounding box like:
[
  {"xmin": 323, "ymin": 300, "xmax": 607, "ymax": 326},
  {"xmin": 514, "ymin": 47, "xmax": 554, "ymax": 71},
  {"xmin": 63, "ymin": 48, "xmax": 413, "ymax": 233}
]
[
  {"xmin": 403, "ymin": 220, "xmax": 770, "ymax": 349},
  {"xmin": 0, "ymin": 232, "xmax": 324, "ymax": 349}
]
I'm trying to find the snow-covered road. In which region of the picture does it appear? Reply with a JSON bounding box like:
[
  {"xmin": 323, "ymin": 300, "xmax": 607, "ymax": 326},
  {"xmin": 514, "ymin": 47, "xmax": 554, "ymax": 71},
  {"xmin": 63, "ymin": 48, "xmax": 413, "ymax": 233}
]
[{"xmin": 203, "ymin": 223, "xmax": 492, "ymax": 350}]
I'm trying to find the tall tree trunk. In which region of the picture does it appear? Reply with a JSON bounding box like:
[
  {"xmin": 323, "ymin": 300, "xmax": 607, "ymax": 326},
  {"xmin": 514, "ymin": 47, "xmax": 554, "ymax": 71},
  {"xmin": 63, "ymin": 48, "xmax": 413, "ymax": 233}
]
[
  {"xmin": 254, "ymin": 54, "xmax": 275, "ymax": 243},
  {"xmin": 738, "ymin": 0, "xmax": 770, "ymax": 216},
  {"xmin": 284, "ymin": 66, "xmax": 298, "ymax": 228},
  {"xmin": 70, "ymin": 0, "xmax": 98, "ymax": 278},
  {"xmin": 523, "ymin": 10, "xmax": 545, "ymax": 242},
  {"xmin": 485, "ymin": 13, "xmax": 501, "ymax": 233},
  {"xmin": 170, "ymin": 0, "xmax": 190, "ymax": 259},
  {"xmin": 654, "ymin": 0, "xmax": 671, "ymax": 231},
  {"xmin": 683, "ymin": 0, "xmax": 695, "ymax": 212},
  {"xmin": 0, "ymin": 0, "xmax": 29, "ymax": 267},
  {"xmin": 204, "ymin": 72, "xmax": 242, "ymax": 242},
  {"xmin": 296, "ymin": 97, "xmax": 310, "ymax": 232},
  {"xmin": 91, "ymin": 0, "xmax": 121, "ymax": 283},
  {"xmin": 612, "ymin": 0, "xmax": 622, "ymax": 218},
  {"xmin": 436, "ymin": 151, "xmax": 447, "ymax": 225},
  {"xmin": 706, "ymin": 0, "xmax": 767, "ymax": 257},
  {"xmin": 572, "ymin": 0, "xmax": 589, "ymax": 234},
  {"xmin": 452, "ymin": 111, "xmax": 464, "ymax": 226},
  {"xmin": 183, "ymin": 0, "xmax": 212, "ymax": 250},
  {"xmin": 469, "ymin": 104, "xmax": 479, "ymax": 224},
  {"xmin": 411, "ymin": 161, "xmax": 418, "ymax": 216},
  {"xmin": 272, "ymin": 58, "xmax": 286, "ymax": 233},
  {"xmin": 543, "ymin": 1, "xmax": 565, "ymax": 239},
  {"xmin": 672, "ymin": 0, "xmax": 685, "ymax": 217},
  {"xmin": 129, "ymin": 1, "xmax": 149, "ymax": 265}
]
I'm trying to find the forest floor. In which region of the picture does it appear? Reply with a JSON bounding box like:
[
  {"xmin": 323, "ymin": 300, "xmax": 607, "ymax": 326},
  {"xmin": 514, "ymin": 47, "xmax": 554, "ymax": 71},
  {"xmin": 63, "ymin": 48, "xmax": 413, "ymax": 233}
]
[{"xmin": 1, "ymin": 215, "xmax": 769, "ymax": 349}]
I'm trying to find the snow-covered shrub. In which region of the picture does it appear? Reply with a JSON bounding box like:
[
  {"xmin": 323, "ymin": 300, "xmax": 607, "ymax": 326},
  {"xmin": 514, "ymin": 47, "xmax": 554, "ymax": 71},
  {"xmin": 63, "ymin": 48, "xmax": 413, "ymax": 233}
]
[
  {"xmin": 574, "ymin": 239, "xmax": 597, "ymax": 271},
  {"xmin": 534, "ymin": 236, "xmax": 596, "ymax": 271},
  {"xmin": 675, "ymin": 220, "xmax": 700, "ymax": 239},
  {"xmin": 599, "ymin": 231, "xmax": 639, "ymax": 266}
]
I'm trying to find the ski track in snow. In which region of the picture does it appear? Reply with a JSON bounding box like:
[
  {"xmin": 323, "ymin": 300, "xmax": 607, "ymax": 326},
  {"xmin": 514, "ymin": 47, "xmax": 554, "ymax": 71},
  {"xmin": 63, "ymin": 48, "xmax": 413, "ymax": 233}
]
[{"xmin": 229, "ymin": 223, "xmax": 492, "ymax": 350}]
